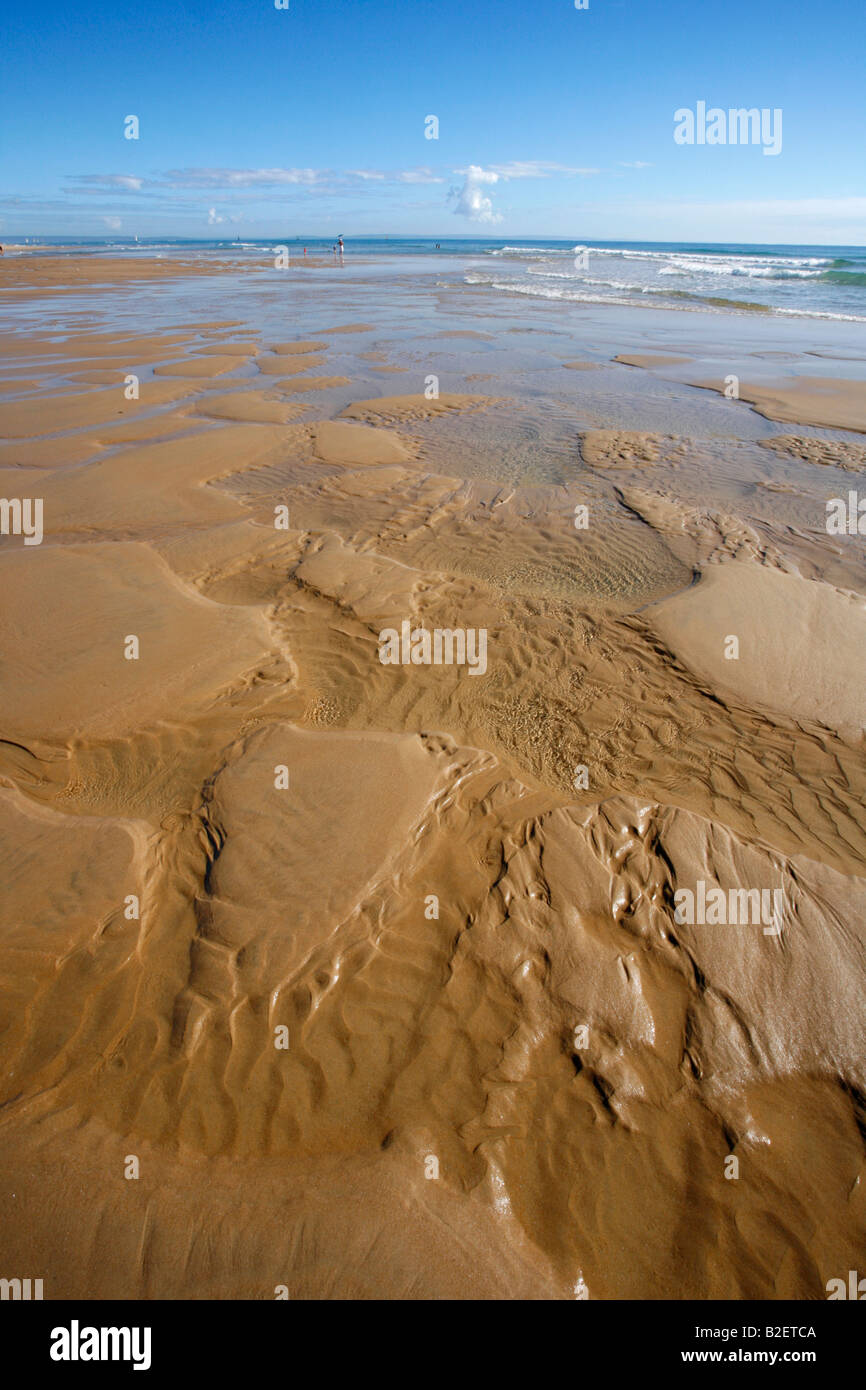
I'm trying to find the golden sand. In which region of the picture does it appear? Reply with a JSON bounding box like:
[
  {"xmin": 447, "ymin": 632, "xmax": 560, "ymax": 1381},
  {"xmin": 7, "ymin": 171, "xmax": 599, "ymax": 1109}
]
[
  {"xmin": 693, "ymin": 375, "xmax": 866, "ymax": 432},
  {"xmin": 614, "ymin": 352, "xmax": 692, "ymax": 367},
  {"xmin": 1, "ymin": 258, "xmax": 865, "ymax": 1300}
]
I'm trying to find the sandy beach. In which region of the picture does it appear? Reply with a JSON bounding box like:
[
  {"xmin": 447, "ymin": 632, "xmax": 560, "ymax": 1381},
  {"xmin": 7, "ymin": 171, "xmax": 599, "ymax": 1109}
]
[{"xmin": 1, "ymin": 247, "xmax": 865, "ymax": 1301}]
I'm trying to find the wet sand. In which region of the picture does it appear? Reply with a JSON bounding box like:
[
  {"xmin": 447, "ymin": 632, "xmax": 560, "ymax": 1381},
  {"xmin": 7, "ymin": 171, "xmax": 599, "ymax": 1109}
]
[
  {"xmin": 692, "ymin": 374, "xmax": 866, "ymax": 432},
  {"xmin": 1, "ymin": 252, "xmax": 865, "ymax": 1300}
]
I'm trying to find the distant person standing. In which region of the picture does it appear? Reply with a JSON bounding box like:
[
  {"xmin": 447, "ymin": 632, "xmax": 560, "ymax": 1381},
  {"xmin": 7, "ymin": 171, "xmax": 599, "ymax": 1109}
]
[{"xmin": 338, "ymin": 236, "xmax": 344, "ymax": 257}]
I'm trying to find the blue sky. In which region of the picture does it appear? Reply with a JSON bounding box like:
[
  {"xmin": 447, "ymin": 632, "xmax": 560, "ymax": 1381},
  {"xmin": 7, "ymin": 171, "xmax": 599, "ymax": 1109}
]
[{"xmin": 1, "ymin": 0, "xmax": 864, "ymax": 243}]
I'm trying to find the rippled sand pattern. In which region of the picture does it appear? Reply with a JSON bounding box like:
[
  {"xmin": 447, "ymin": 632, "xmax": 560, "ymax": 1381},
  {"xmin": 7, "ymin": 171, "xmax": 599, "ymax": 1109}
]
[{"xmin": 1, "ymin": 291, "xmax": 865, "ymax": 1300}]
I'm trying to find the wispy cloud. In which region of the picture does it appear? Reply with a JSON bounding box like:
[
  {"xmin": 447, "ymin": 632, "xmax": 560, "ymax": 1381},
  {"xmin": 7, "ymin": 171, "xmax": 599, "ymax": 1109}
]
[
  {"xmin": 72, "ymin": 174, "xmax": 144, "ymax": 191},
  {"xmin": 398, "ymin": 167, "xmax": 445, "ymax": 185},
  {"xmin": 487, "ymin": 160, "xmax": 600, "ymax": 178},
  {"xmin": 67, "ymin": 163, "xmax": 573, "ymax": 203},
  {"xmin": 165, "ymin": 167, "xmax": 326, "ymax": 188},
  {"xmin": 162, "ymin": 165, "xmax": 447, "ymax": 190},
  {"xmin": 618, "ymin": 160, "xmax": 653, "ymax": 169},
  {"xmin": 4, "ymin": 187, "xmax": 863, "ymax": 242},
  {"xmin": 60, "ymin": 160, "xmax": 589, "ymax": 235}
]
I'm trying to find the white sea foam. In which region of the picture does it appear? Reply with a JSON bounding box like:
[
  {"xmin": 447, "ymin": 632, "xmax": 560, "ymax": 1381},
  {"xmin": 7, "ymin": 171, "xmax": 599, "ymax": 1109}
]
[
  {"xmin": 466, "ymin": 242, "xmax": 861, "ymax": 319},
  {"xmin": 463, "ymin": 267, "xmax": 866, "ymax": 321}
]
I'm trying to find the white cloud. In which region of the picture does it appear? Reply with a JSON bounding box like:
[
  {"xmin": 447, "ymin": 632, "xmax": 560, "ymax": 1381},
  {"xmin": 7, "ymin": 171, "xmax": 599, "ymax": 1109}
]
[
  {"xmin": 618, "ymin": 161, "xmax": 653, "ymax": 169},
  {"xmin": 169, "ymin": 167, "xmax": 325, "ymax": 188},
  {"xmin": 488, "ymin": 160, "xmax": 600, "ymax": 178},
  {"xmin": 398, "ymin": 167, "xmax": 445, "ymax": 184},
  {"xmin": 447, "ymin": 159, "xmax": 599, "ymax": 221},
  {"xmin": 72, "ymin": 163, "xmax": 595, "ymax": 200},
  {"xmin": 103, "ymin": 216, "xmax": 122, "ymax": 229},
  {"xmin": 449, "ymin": 165, "xmax": 502, "ymax": 223},
  {"xmin": 207, "ymin": 207, "xmax": 225, "ymax": 225},
  {"xmin": 165, "ymin": 165, "xmax": 447, "ymax": 190},
  {"xmin": 73, "ymin": 174, "xmax": 143, "ymax": 191}
]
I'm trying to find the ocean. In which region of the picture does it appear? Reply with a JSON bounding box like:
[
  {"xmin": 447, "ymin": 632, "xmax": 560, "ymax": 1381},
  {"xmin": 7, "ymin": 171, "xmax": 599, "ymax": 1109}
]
[{"xmin": 8, "ymin": 236, "xmax": 866, "ymax": 323}]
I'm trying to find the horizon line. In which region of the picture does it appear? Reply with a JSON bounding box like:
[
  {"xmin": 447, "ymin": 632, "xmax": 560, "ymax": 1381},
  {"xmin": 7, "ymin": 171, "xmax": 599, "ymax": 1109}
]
[{"xmin": 5, "ymin": 233, "xmax": 866, "ymax": 249}]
